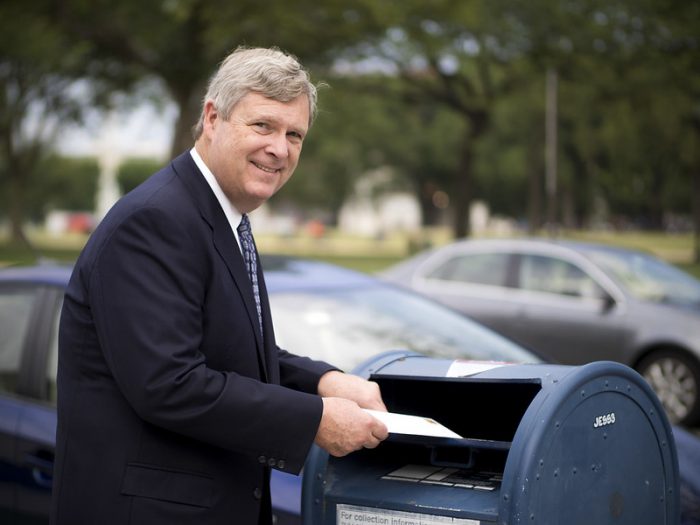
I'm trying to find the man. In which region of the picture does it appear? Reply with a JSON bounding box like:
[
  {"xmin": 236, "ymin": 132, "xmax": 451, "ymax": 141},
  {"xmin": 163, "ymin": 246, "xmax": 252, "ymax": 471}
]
[{"xmin": 51, "ymin": 47, "xmax": 388, "ymax": 525}]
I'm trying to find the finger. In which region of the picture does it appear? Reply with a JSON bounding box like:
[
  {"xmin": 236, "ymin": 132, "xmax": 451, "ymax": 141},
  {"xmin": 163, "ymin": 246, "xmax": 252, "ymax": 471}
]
[
  {"xmin": 369, "ymin": 419, "xmax": 389, "ymax": 440},
  {"xmin": 371, "ymin": 399, "xmax": 388, "ymax": 412},
  {"xmin": 363, "ymin": 436, "xmax": 382, "ymax": 449}
]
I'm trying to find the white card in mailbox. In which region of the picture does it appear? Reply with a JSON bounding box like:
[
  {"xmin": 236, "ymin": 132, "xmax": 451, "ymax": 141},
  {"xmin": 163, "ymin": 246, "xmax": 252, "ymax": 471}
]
[{"xmin": 363, "ymin": 409, "xmax": 463, "ymax": 439}]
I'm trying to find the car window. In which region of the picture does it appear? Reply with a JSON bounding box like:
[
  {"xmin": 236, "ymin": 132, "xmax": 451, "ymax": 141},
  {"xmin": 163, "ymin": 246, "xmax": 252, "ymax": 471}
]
[
  {"xmin": 426, "ymin": 253, "xmax": 509, "ymax": 286},
  {"xmin": 519, "ymin": 255, "xmax": 603, "ymax": 298},
  {"xmin": 586, "ymin": 248, "xmax": 700, "ymax": 306},
  {"xmin": 270, "ymin": 286, "xmax": 536, "ymax": 372},
  {"xmin": 0, "ymin": 287, "xmax": 38, "ymax": 394}
]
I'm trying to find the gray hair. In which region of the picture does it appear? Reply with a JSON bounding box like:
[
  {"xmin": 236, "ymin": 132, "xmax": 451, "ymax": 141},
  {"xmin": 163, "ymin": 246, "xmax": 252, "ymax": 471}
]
[{"xmin": 193, "ymin": 46, "xmax": 319, "ymax": 139}]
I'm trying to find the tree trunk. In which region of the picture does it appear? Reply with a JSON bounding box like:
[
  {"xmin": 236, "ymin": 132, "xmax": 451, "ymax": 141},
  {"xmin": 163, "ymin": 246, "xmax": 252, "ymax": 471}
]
[
  {"xmin": 451, "ymin": 112, "xmax": 488, "ymax": 239},
  {"xmin": 691, "ymin": 118, "xmax": 700, "ymax": 264},
  {"xmin": 7, "ymin": 155, "xmax": 31, "ymax": 249},
  {"xmin": 527, "ymin": 164, "xmax": 542, "ymax": 234},
  {"xmin": 648, "ymin": 166, "xmax": 665, "ymax": 230},
  {"xmin": 694, "ymin": 167, "xmax": 700, "ymax": 263},
  {"xmin": 452, "ymin": 133, "xmax": 473, "ymax": 239},
  {"xmin": 526, "ymin": 119, "xmax": 544, "ymax": 233},
  {"xmin": 169, "ymin": 83, "xmax": 205, "ymax": 159}
]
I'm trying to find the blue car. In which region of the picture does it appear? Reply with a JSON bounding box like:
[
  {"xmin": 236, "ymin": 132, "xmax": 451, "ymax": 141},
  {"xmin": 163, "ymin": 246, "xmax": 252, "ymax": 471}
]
[{"xmin": 0, "ymin": 257, "xmax": 539, "ymax": 523}]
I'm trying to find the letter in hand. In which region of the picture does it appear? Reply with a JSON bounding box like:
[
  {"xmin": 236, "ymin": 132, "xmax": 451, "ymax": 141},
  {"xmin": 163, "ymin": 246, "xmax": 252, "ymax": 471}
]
[{"xmin": 314, "ymin": 398, "xmax": 389, "ymax": 457}]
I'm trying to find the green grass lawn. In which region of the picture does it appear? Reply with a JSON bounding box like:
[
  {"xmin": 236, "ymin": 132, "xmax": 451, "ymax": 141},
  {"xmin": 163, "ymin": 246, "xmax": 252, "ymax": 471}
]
[{"xmin": 1, "ymin": 229, "xmax": 699, "ymax": 278}]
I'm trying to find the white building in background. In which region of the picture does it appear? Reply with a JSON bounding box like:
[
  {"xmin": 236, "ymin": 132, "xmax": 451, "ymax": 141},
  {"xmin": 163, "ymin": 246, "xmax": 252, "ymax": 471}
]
[
  {"xmin": 46, "ymin": 103, "xmax": 175, "ymax": 235},
  {"xmin": 337, "ymin": 168, "xmax": 422, "ymax": 237},
  {"xmin": 338, "ymin": 193, "xmax": 421, "ymax": 237}
]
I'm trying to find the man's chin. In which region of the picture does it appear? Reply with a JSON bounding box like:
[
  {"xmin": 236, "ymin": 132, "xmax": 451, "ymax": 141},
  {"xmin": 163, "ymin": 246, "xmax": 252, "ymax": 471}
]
[{"xmin": 242, "ymin": 189, "xmax": 277, "ymax": 212}]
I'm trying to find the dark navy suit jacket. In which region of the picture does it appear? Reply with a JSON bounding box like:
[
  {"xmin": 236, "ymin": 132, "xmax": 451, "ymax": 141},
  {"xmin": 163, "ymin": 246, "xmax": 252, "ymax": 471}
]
[{"xmin": 51, "ymin": 152, "xmax": 334, "ymax": 524}]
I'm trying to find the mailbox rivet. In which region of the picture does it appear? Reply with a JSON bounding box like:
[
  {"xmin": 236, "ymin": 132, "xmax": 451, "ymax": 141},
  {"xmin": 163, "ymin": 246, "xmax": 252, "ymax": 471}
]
[
  {"xmin": 503, "ymin": 494, "xmax": 509, "ymax": 501},
  {"xmin": 572, "ymin": 468, "xmax": 578, "ymax": 475},
  {"xmin": 603, "ymin": 432, "xmax": 607, "ymax": 440},
  {"xmin": 530, "ymin": 513, "xmax": 535, "ymax": 520},
  {"xmin": 539, "ymin": 459, "xmax": 544, "ymax": 467},
  {"xmin": 580, "ymin": 389, "xmax": 586, "ymax": 397},
  {"xmin": 555, "ymin": 421, "xmax": 560, "ymax": 429},
  {"xmin": 553, "ymin": 469, "xmax": 559, "ymax": 478}
]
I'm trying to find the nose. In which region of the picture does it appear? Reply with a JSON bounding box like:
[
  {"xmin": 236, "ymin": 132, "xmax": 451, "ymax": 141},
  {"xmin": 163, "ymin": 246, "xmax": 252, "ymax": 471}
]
[{"xmin": 265, "ymin": 132, "xmax": 289, "ymax": 159}]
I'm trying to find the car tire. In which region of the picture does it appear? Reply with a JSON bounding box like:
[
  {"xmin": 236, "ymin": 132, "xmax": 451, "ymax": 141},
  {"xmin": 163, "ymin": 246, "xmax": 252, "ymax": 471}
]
[{"xmin": 637, "ymin": 349, "xmax": 700, "ymax": 427}]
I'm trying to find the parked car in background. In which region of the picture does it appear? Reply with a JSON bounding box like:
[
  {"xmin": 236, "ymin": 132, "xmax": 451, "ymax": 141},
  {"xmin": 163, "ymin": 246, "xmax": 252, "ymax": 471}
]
[
  {"xmin": 382, "ymin": 238, "xmax": 700, "ymax": 426},
  {"xmin": 0, "ymin": 257, "xmax": 539, "ymax": 524}
]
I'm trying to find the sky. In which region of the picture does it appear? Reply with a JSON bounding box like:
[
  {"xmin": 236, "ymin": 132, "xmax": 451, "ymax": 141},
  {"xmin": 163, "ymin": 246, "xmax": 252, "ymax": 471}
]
[{"xmin": 55, "ymin": 101, "xmax": 177, "ymax": 161}]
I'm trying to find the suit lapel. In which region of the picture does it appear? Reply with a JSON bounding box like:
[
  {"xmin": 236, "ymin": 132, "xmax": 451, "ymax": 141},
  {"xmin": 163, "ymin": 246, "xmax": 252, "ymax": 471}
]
[{"xmin": 171, "ymin": 153, "xmax": 269, "ymax": 381}]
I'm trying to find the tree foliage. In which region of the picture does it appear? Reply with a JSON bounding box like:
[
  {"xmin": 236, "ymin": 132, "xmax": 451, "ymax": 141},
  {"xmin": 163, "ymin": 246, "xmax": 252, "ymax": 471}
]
[
  {"xmin": 4, "ymin": 0, "xmax": 700, "ymax": 260},
  {"xmin": 30, "ymin": 156, "xmax": 99, "ymax": 217},
  {"xmin": 117, "ymin": 158, "xmax": 164, "ymax": 195},
  {"xmin": 0, "ymin": 0, "xmax": 92, "ymax": 243},
  {"xmin": 55, "ymin": 0, "xmax": 387, "ymax": 157}
]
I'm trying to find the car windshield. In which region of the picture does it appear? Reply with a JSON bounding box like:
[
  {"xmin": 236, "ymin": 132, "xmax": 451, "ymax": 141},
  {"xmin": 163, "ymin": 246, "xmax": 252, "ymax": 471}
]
[
  {"xmin": 269, "ymin": 285, "xmax": 537, "ymax": 372},
  {"xmin": 585, "ymin": 248, "xmax": 700, "ymax": 306}
]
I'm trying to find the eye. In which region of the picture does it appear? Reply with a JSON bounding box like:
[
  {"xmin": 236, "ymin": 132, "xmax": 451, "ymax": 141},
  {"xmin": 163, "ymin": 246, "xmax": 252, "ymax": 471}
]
[
  {"xmin": 252, "ymin": 122, "xmax": 271, "ymax": 132},
  {"xmin": 287, "ymin": 131, "xmax": 304, "ymax": 143}
]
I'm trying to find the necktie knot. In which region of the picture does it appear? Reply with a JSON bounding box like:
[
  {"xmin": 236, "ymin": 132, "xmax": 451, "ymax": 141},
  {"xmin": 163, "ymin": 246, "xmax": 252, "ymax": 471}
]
[{"xmin": 238, "ymin": 213, "xmax": 252, "ymax": 236}]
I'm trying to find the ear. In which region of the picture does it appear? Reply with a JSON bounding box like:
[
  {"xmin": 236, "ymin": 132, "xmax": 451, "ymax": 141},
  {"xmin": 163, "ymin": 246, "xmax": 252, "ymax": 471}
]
[{"xmin": 202, "ymin": 100, "xmax": 220, "ymax": 135}]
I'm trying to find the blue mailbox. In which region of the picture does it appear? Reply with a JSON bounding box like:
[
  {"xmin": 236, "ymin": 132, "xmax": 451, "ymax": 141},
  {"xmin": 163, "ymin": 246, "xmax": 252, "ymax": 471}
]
[{"xmin": 303, "ymin": 353, "xmax": 679, "ymax": 525}]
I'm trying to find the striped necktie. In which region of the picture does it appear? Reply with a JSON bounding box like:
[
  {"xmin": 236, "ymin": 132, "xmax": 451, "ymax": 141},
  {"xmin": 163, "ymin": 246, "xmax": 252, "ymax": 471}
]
[{"xmin": 237, "ymin": 214, "xmax": 263, "ymax": 336}]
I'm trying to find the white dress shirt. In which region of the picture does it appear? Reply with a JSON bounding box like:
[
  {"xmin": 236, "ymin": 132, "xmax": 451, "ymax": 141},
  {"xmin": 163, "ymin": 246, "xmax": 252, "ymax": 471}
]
[{"xmin": 190, "ymin": 147, "xmax": 243, "ymax": 249}]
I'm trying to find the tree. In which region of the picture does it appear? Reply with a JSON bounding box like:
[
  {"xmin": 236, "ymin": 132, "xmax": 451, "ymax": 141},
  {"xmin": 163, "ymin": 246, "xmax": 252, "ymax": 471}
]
[
  {"xmin": 514, "ymin": 0, "xmax": 700, "ymax": 236},
  {"xmin": 338, "ymin": 0, "xmax": 700, "ymax": 241},
  {"xmin": 337, "ymin": 1, "xmax": 555, "ymax": 237},
  {"xmin": 0, "ymin": 0, "xmax": 92, "ymax": 245},
  {"xmin": 281, "ymin": 75, "xmax": 464, "ymax": 227},
  {"xmin": 57, "ymin": 0, "xmax": 387, "ymax": 158},
  {"xmin": 30, "ymin": 156, "xmax": 100, "ymax": 218},
  {"xmin": 117, "ymin": 158, "xmax": 164, "ymax": 195}
]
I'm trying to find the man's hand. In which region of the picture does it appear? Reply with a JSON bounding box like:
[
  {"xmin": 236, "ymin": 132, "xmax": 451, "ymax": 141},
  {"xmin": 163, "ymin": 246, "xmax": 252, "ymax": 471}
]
[
  {"xmin": 317, "ymin": 370, "xmax": 387, "ymax": 412},
  {"xmin": 314, "ymin": 397, "xmax": 388, "ymax": 457},
  {"xmin": 314, "ymin": 371, "xmax": 389, "ymax": 456}
]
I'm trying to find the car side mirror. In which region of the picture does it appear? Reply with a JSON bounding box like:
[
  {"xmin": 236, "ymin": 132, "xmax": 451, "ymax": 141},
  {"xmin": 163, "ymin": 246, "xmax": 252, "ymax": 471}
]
[{"xmin": 601, "ymin": 292, "xmax": 616, "ymax": 313}]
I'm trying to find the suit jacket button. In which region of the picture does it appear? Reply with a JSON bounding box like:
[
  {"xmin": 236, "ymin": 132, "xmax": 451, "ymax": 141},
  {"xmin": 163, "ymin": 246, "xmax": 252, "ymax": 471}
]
[
  {"xmin": 268, "ymin": 457, "xmax": 276, "ymax": 467},
  {"xmin": 253, "ymin": 488, "xmax": 262, "ymax": 500},
  {"xmin": 258, "ymin": 455, "xmax": 267, "ymax": 464},
  {"xmin": 277, "ymin": 460, "xmax": 285, "ymax": 470}
]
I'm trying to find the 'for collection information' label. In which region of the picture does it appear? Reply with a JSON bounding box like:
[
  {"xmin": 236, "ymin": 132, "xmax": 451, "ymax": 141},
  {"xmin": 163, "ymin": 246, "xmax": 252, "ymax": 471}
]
[{"xmin": 336, "ymin": 504, "xmax": 480, "ymax": 525}]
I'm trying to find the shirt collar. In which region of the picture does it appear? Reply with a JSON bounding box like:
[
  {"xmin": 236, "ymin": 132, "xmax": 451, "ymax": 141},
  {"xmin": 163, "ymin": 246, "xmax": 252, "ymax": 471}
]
[{"xmin": 190, "ymin": 147, "xmax": 243, "ymax": 247}]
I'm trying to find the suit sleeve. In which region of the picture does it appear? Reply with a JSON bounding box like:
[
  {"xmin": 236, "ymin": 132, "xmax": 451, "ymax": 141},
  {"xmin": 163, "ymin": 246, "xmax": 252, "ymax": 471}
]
[
  {"xmin": 85, "ymin": 205, "xmax": 321, "ymax": 473},
  {"xmin": 277, "ymin": 347, "xmax": 338, "ymax": 393}
]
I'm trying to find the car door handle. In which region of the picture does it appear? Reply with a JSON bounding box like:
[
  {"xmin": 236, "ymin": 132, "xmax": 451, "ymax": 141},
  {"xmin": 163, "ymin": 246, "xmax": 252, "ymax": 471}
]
[{"xmin": 23, "ymin": 451, "xmax": 54, "ymax": 489}]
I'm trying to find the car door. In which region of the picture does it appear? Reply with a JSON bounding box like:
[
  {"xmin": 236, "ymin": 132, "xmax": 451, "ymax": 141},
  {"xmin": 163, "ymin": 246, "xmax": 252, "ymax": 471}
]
[
  {"xmin": 412, "ymin": 249, "xmax": 523, "ymax": 332},
  {"xmin": 0, "ymin": 281, "xmax": 61, "ymax": 524},
  {"xmin": 504, "ymin": 253, "xmax": 631, "ymax": 365}
]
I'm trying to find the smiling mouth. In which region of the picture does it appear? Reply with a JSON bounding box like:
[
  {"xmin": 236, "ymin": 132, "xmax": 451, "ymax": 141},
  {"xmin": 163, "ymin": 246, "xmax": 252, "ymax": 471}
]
[{"xmin": 252, "ymin": 161, "xmax": 279, "ymax": 174}]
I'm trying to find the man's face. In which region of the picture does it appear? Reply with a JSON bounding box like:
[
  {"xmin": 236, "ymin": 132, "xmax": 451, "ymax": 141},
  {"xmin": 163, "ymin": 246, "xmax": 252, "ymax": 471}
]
[{"xmin": 199, "ymin": 91, "xmax": 310, "ymax": 213}]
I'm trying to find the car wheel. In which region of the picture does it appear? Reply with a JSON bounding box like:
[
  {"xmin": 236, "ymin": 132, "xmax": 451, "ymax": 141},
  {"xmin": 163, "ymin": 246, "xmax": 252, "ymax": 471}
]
[{"xmin": 637, "ymin": 349, "xmax": 700, "ymax": 426}]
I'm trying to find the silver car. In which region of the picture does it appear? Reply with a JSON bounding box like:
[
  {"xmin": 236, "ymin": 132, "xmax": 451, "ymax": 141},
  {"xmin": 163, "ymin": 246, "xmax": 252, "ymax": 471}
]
[{"xmin": 382, "ymin": 238, "xmax": 700, "ymax": 426}]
